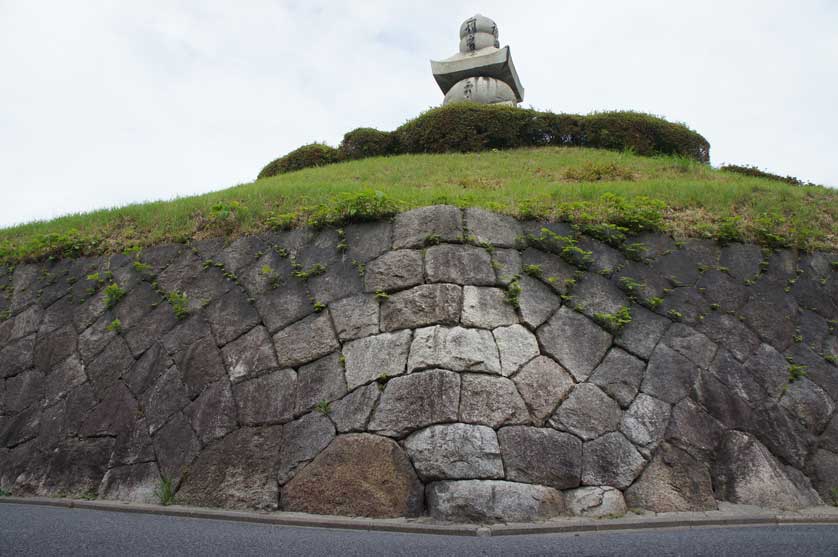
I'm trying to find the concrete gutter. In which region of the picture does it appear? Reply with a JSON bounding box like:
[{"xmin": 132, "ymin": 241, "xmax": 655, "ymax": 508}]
[{"xmin": 2, "ymin": 496, "xmax": 837, "ymax": 537}]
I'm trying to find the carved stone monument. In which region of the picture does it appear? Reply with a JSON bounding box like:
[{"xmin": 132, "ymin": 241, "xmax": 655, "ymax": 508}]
[{"xmin": 431, "ymin": 14, "xmax": 524, "ymax": 106}]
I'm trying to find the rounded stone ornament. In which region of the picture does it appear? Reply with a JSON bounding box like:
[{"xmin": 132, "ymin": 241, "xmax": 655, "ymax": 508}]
[
  {"xmin": 459, "ymin": 14, "xmax": 499, "ymax": 39},
  {"xmin": 443, "ymin": 77, "xmax": 517, "ymax": 106}
]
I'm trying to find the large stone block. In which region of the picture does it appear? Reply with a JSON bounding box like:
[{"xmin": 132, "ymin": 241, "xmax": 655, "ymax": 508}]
[
  {"xmin": 80, "ymin": 383, "xmax": 137, "ymax": 438},
  {"xmin": 141, "ymin": 365, "xmax": 190, "ymax": 436},
  {"xmin": 380, "ymin": 284, "xmax": 462, "ymax": 332},
  {"xmin": 743, "ymin": 343, "xmax": 789, "ymax": 401},
  {"xmin": 564, "ymin": 486, "xmax": 627, "ymax": 518},
  {"xmin": 661, "ymin": 323, "xmax": 717, "ymax": 370},
  {"xmin": 641, "ymin": 344, "xmax": 698, "ymax": 404},
  {"xmin": 205, "ymin": 289, "xmax": 261, "ymax": 346},
  {"xmin": 696, "ymin": 312, "xmax": 760, "ymax": 363},
  {"xmin": 2, "ymin": 369, "xmax": 44, "ymax": 413},
  {"xmin": 33, "ymin": 324, "xmax": 77, "ymax": 373},
  {"xmin": 233, "ymin": 368, "xmax": 297, "ymax": 426},
  {"xmin": 295, "ymin": 352, "xmax": 348, "ymax": 414},
  {"xmin": 1, "ymin": 334, "xmax": 35, "ymax": 379},
  {"xmin": 408, "ymin": 325, "xmax": 500, "ymax": 374},
  {"xmin": 780, "ymin": 378, "xmax": 834, "ymax": 434},
  {"xmin": 459, "ymin": 374, "xmax": 529, "ymax": 428},
  {"xmin": 551, "ymin": 383, "xmax": 622, "ymax": 441},
  {"xmin": 464, "ymin": 208, "xmax": 522, "ymax": 248},
  {"xmin": 665, "ymin": 398, "xmax": 724, "ymax": 461},
  {"xmin": 253, "ymin": 278, "xmax": 313, "ymax": 335},
  {"xmin": 537, "ymin": 307, "xmax": 612, "ymax": 382},
  {"xmin": 307, "ymin": 259, "xmax": 365, "ymax": 304},
  {"xmin": 571, "ymin": 274, "xmax": 630, "ymax": 320},
  {"xmin": 277, "ymin": 412, "xmax": 336, "ymax": 485},
  {"xmin": 461, "ymin": 286, "xmax": 517, "ymax": 329},
  {"xmin": 329, "ymin": 295, "xmax": 379, "ymax": 341},
  {"xmin": 368, "ymin": 369, "xmax": 460, "ymax": 437},
  {"xmin": 498, "ymin": 426, "xmax": 582, "ymax": 489},
  {"xmin": 517, "ymin": 275, "xmax": 560, "ymax": 329},
  {"xmin": 221, "ymin": 325, "xmax": 278, "ymax": 382},
  {"xmin": 86, "ymin": 337, "xmax": 135, "ymax": 398},
  {"xmin": 512, "ymin": 356, "xmax": 574, "ymax": 425},
  {"xmin": 582, "ymin": 432, "xmax": 646, "ymax": 489},
  {"xmin": 696, "ymin": 270, "xmax": 750, "ymax": 313},
  {"xmin": 740, "ymin": 290, "xmax": 798, "ymax": 351},
  {"xmin": 625, "ymin": 443, "xmax": 716, "ymax": 512},
  {"xmin": 176, "ymin": 426, "xmax": 283, "ymax": 511},
  {"xmin": 43, "ymin": 354, "xmax": 86, "ymax": 408},
  {"xmin": 124, "ymin": 303, "xmax": 178, "ymax": 357},
  {"xmin": 404, "ymin": 423, "xmax": 503, "ymax": 481},
  {"xmin": 98, "ymin": 462, "xmax": 160, "ymax": 504},
  {"xmin": 520, "ymin": 248, "xmax": 576, "ymax": 295},
  {"xmin": 714, "ymin": 431, "xmax": 821, "ymax": 510},
  {"xmin": 152, "ymin": 412, "xmax": 200, "ymax": 487},
  {"xmin": 272, "ymin": 312, "xmax": 339, "ymax": 369},
  {"xmin": 620, "ymin": 393, "xmax": 671, "ymax": 450},
  {"xmin": 425, "ymin": 244, "xmax": 495, "ymax": 286},
  {"xmin": 426, "ymin": 480, "xmax": 564, "ymax": 523},
  {"xmin": 493, "ymin": 324, "xmax": 539, "ymax": 377},
  {"xmin": 281, "ymin": 434, "xmax": 424, "ymax": 518},
  {"xmin": 175, "ymin": 336, "xmax": 227, "ymax": 400},
  {"xmin": 343, "ymin": 331, "xmax": 412, "ymax": 390},
  {"xmin": 329, "ymin": 384, "xmax": 379, "ymax": 433},
  {"xmin": 614, "ymin": 305, "xmax": 670, "ymax": 360},
  {"xmin": 344, "ymin": 221, "xmax": 392, "ymax": 263},
  {"xmin": 185, "ymin": 380, "xmax": 238, "ymax": 445},
  {"xmin": 588, "ymin": 348, "xmax": 645, "ymax": 409},
  {"xmin": 491, "ymin": 248, "xmax": 521, "ymax": 286},
  {"xmin": 364, "ymin": 250, "xmax": 424, "ymax": 293},
  {"xmin": 392, "ymin": 205, "xmax": 463, "ymax": 249}
]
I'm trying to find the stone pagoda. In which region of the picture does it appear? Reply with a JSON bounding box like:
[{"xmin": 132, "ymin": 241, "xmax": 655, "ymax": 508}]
[{"xmin": 431, "ymin": 14, "xmax": 524, "ymax": 106}]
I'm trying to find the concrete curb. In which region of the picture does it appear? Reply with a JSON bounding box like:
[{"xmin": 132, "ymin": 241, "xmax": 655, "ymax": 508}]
[{"xmin": 2, "ymin": 496, "xmax": 837, "ymax": 537}]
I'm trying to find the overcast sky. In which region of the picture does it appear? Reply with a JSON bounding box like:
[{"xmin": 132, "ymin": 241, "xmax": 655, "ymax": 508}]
[{"xmin": 1, "ymin": 1, "xmax": 836, "ymax": 229}]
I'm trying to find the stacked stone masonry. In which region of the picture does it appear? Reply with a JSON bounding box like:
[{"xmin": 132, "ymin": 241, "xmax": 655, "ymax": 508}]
[{"xmin": 1, "ymin": 205, "xmax": 837, "ymax": 523}]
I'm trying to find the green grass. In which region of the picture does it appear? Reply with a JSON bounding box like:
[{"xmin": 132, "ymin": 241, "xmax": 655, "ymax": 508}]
[{"xmin": 1, "ymin": 147, "xmax": 836, "ymax": 264}]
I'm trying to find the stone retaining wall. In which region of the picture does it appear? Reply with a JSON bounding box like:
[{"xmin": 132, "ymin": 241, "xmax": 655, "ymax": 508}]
[{"xmin": 1, "ymin": 206, "xmax": 836, "ymax": 522}]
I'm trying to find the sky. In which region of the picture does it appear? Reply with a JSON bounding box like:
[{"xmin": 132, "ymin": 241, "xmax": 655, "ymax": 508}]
[{"xmin": 1, "ymin": 1, "xmax": 836, "ymax": 228}]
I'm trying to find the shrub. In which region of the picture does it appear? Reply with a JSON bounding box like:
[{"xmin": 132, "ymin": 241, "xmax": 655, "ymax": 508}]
[
  {"xmin": 339, "ymin": 128, "xmax": 398, "ymax": 160},
  {"xmin": 257, "ymin": 105, "xmax": 710, "ymax": 178},
  {"xmin": 257, "ymin": 143, "xmax": 342, "ymax": 179},
  {"xmin": 581, "ymin": 111, "xmax": 709, "ymax": 162},
  {"xmin": 720, "ymin": 164, "xmax": 815, "ymax": 186}
]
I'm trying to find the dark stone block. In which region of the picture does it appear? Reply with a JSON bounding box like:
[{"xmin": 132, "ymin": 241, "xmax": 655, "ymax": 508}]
[
  {"xmin": 307, "ymin": 258, "xmax": 364, "ymax": 304},
  {"xmin": 570, "ymin": 273, "xmax": 630, "ymax": 320},
  {"xmin": 175, "ymin": 337, "xmax": 227, "ymax": 400},
  {"xmin": 124, "ymin": 302, "xmax": 178, "ymax": 357},
  {"xmin": 176, "ymin": 425, "xmax": 283, "ymax": 511},
  {"xmin": 696, "ymin": 270, "xmax": 750, "ymax": 313},
  {"xmin": 141, "ymin": 366, "xmax": 190, "ymax": 436},
  {"xmin": 720, "ymin": 243, "xmax": 763, "ymax": 282},
  {"xmin": 233, "ymin": 369, "xmax": 297, "ymax": 426},
  {"xmin": 696, "ymin": 312, "xmax": 760, "ymax": 363},
  {"xmin": 221, "ymin": 325, "xmax": 278, "ymax": 383},
  {"xmin": 295, "ymin": 352, "xmax": 347, "ymax": 415},
  {"xmin": 577, "ymin": 236, "xmax": 626, "ymax": 277},
  {"xmin": 520, "ymin": 248, "xmax": 576, "ymax": 294},
  {"xmin": 1, "ymin": 334, "xmax": 35, "ymax": 379},
  {"xmin": 86, "ymin": 337, "xmax": 135, "ymax": 398},
  {"xmin": 114, "ymin": 283, "xmax": 160, "ymax": 330},
  {"xmin": 615, "ymin": 304, "xmax": 670, "ymax": 360},
  {"xmin": 80, "ymin": 382, "xmax": 137, "ymax": 438},
  {"xmin": 38, "ymin": 437, "xmax": 114, "ymax": 497},
  {"xmin": 152, "ymin": 412, "xmax": 200, "ymax": 487},
  {"xmin": 2, "ymin": 369, "xmax": 44, "ymax": 413},
  {"xmin": 185, "ymin": 380, "xmax": 238, "ymax": 445},
  {"xmin": 642, "ymin": 344, "xmax": 698, "ymax": 404},
  {"xmin": 78, "ymin": 314, "xmax": 118, "ymax": 364},
  {"xmin": 125, "ymin": 342, "xmax": 170, "ymax": 397},
  {"xmin": 205, "ymin": 289, "xmax": 261, "ymax": 346},
  {"xmin": 498, "ymin": 426, "xmax": 582, "ymax": 489},
  {"xmin": 33, "ymin": 324, "xmax": 77, "ymax": 372},
  {"xmin": 217, "ymin": 236, "xmax": 267, "ymax": 273},
  {"xmin": 254, "ymin": 279, "xmax": 313, "ymax": 334},
  {"xmin": 345, "ymin": 221, "xmax": 393, "ymax": 263}
]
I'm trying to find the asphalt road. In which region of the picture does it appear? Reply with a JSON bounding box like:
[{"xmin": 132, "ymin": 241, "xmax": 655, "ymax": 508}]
[{"xmin": 1, "ymin": 503, "xmax": 837, "ymax": 557}]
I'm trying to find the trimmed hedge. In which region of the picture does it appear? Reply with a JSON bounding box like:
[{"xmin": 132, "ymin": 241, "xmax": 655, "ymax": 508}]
[
  {"xmin": 258, "ymin": 143, "xmax": 342, "ymax": 179},
  {"xmin": 258, "ymin": 104, "xmax": 709, "ymax": 178},
  {"xmin": 340, "ymin": 127, "xmax": 399, "ymax": 160}
]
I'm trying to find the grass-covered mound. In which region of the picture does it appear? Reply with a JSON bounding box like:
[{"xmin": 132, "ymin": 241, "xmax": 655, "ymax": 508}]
[
  {"xmin": 257, "ymin": 104, "xmax": 710, "ymax": 179},
  {"xmin": 2, "ymin": 147, "xmax": 835, "ymax": 265}
]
